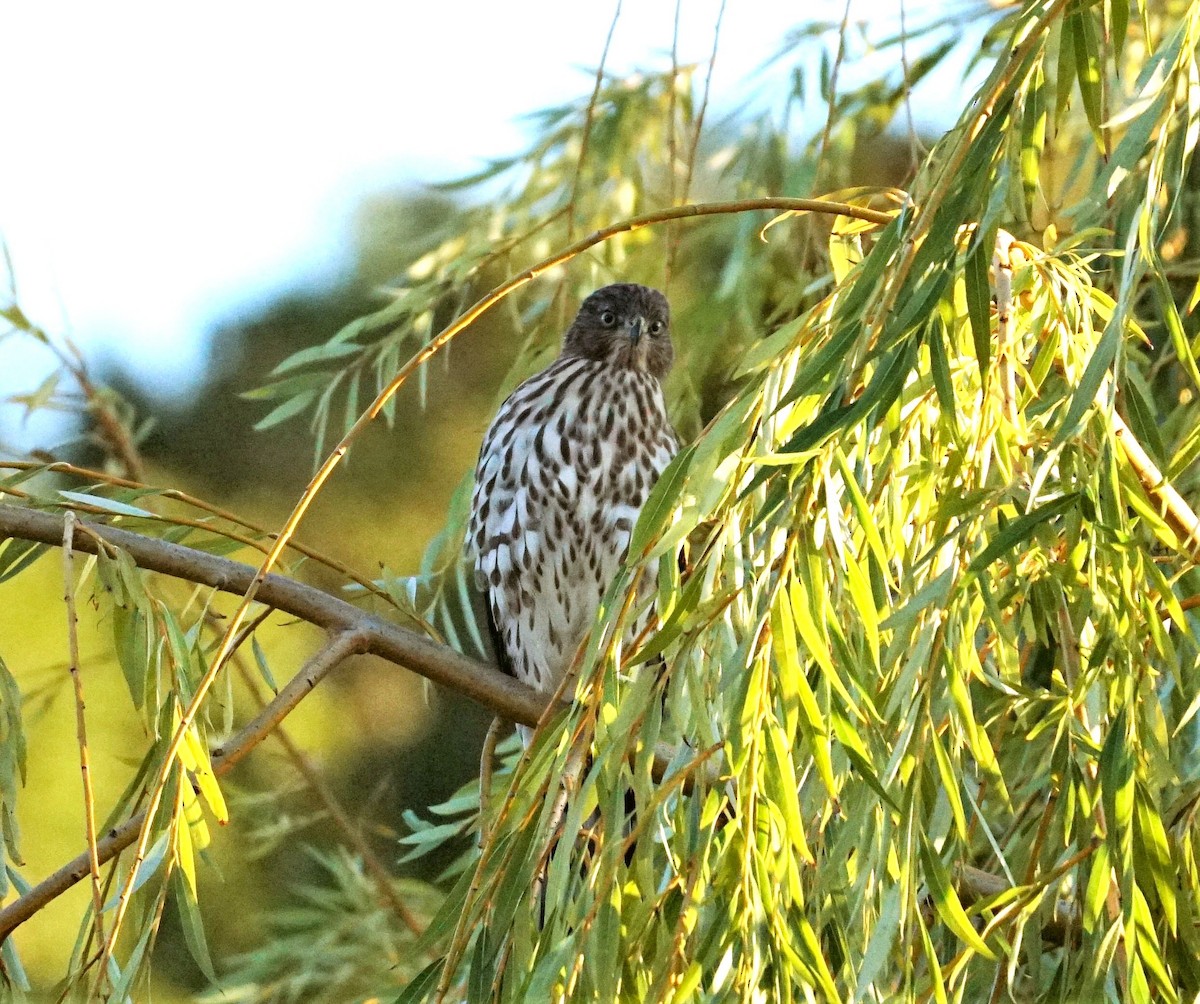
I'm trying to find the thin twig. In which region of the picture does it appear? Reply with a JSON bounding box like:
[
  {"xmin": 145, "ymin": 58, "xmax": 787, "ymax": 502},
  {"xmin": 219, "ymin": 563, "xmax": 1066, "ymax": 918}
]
[
  {"xmin": 665, "ymin": 0, "xmax": 684, "ymax": 285},
  {"xmin": 812, "ymin": 0, "xmax": 853, "ymax": 194},
  {"xmin": 61, "ymin": 512, "xmax": 107, "ymax": 970},
  {"xmin": 679, "ymin": 0, "xmax": 726, "ymax": 209},
  {"xmin": 567, "ymin": 0, "xmax": 622, "ymax": 245},
  {"xmin": 0, "ymin": 460, "xmax": 409, "ymax": 616},
  {"xmin": 898, "ymin": 0, "xmax": 927, "ymax": 175}
]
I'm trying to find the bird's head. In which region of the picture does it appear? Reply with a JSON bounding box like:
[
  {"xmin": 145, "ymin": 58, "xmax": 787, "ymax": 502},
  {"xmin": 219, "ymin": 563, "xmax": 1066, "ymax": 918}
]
[{"xmin": 562, "ymin": 283, "xmax": 673, "ymax": 379}]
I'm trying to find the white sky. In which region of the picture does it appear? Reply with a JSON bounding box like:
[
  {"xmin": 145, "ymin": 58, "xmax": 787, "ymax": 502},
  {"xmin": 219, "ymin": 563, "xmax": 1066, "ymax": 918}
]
[{"xmin": 0, "ymin": 0, "xmax": 956, "ymax": 426}]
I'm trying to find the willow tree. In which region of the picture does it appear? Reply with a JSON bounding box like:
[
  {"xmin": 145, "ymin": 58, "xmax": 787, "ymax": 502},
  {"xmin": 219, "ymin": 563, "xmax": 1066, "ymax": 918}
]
[{"xmin": 2, "ymin": 1, "xmax": 1200, "ymax": 1001}]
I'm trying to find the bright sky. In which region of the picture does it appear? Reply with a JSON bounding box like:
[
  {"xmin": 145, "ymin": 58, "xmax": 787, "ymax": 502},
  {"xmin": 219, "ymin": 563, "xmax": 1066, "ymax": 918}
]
[{"xmin": 1, "ymin": 0, "xmax": 952, "ymax": 429}]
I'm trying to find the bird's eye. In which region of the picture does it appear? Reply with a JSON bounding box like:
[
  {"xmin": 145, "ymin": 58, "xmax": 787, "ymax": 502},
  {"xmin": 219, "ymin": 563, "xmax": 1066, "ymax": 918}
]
[
  {"xmin": 649, "ymin": 320, "xmax": 665, "ymax": 336},
  {"xmin": 600, "ymin": 310, "xmax": 617, "ymax": 328}
]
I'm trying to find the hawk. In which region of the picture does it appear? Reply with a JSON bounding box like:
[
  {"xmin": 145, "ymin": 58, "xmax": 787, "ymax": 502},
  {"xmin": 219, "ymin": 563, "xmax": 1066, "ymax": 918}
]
[{"xmin": 469, "ymin": 283, "xmax": 679, "ymax": 737}]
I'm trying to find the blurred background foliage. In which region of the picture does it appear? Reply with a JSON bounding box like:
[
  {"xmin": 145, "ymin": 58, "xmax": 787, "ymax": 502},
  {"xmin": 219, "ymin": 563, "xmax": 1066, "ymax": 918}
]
[{"xmin": 3, "ymin": 0, "xmax": 1200, "ymax": 1000}]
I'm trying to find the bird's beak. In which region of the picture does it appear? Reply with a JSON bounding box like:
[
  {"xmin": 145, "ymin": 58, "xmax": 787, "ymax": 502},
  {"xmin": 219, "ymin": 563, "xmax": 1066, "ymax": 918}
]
[{"xmin": 625, "ymin": 315, "xmax": 647, "ymax": 347}]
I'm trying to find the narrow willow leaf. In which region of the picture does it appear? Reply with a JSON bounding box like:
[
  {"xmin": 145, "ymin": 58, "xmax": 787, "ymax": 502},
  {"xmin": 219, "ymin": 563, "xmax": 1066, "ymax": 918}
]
[
  {"xmin": 250, "ymin": 634, "xmax": 278, "ymax": 692},
  {"xmin": 113, "ymin": 603, "xmax": 150, "ymax": 709},
  {"xmin": 1119, "ymin": 374, "xmax": 1166, "ymax": 466},
  {"xmin": 1134, "ymin": 789, "xmax": 1176, "ymax": 933},
  {"xmin": 794, "ymin": 915, "xmax": 840, "ymax": 1001},
  {"xmin": 392, "ymin": 958, "xmax": 445, "ymax": 1004},
  {"xmin": 964, "ymin": 226, "xmax": 996, "ymax": 376},
  {"xmin": 830, "ymin": 707, "xmax": 897, "ymax": 811},
  {"xmin": 252, "ymin": 389, "xmax": 318, "ymax": 431},
  {"xmin": 187, "ymin": 736, "xmax": 228, "ymax": 825},
  {"xmin": 764, "ymin": 725, "xmax": 813, "ymax": 864},
  {"xmin": 966, "ymin": 493, "xmax": 1079, "ymax": 579},
  {"xmin": 1071, "ymin": 6, "xmax": 1104, "ymax": 146},
  {"xmin": 1100, "ymin": 708, "xmax": 1134, "ymax": 870},
  {"xmin": 105, "ymin": 921, "xmax": 155, "ymax": 1003},
  {"xmin": 0, "ymin": 936, "xmax": 29, "ymax": 993},
  {"xmin": 1149, "ymin": 265, "xmax": 1200, "ymax": 396},
  {"xmin": 1129, "ymin": 882, "xmax": 1178, "ymax": 1003},
  {"xmin": 176, "ymin": 788, "xmax": 202, "ymax": 903},
  {"xmin": 240, "ymin": 371, "xmax": 330, "ymax": 401},
  {"xmin": 1020, "ymin": 63, "xmax": 1047, "ymax": 218},
  {"xmin": 1111, "ymin": 0, "xmax": 1129, "ymax": 62},
  {"xmin": 830, "ymin": 448, "xmax": 887, "ymax": 572},
  {"xmin": 172, "ymin": 871, "xmax": 217, "ymax": 983},
  {"xmin": 0, "ymin": 539, "xmax": 45, "ymax": 584},
  {"xmin": 103, "ymin": 831, "xmax": 170, "ymax": 911},
  {"xmin": 628, "ymin": 444, "xmax": 695, "ymax": 559},
  {"xmin": 269, "ymin": 340, "xmax": 362, "ymax": 376},
  {"xmin": 929, "ymin": 721, "xmax": 968, "ymax": 842},
  {"xmin": 854, "ymin": 884, "xmax": 901, "ymax": 1002},
  {"xmin": 919, "ymin": 836, "xmax": 997, "ymax": 960},
  {"xmin": 1054, "ymin": 14, "xmax": 1078, "ymax": 130},
  {"xmin": 58, "ymin": 490, "xmax": 156, "ymax": 519},
  {"xmin": 737, "ymin": 316, "xmax": 804, "ymax": 376},
  {"xmin": 925, "ymin": 316, "xmax": 957, "ymax": 427},
  {"xmin": 788, "ymin": 577, "xmax": 864, "ymax": 722},
  {"xmin": 916, "ymin": 909, "xmax": 948, "ymax": 1004}
]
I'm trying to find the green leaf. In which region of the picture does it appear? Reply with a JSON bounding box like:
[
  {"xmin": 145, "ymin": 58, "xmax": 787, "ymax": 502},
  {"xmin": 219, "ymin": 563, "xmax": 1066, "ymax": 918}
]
[
  {"xmin": 172, "ymin": 870, "xmax": 217, "ymax": 983},
  {"xmin": 1020, "ymin": 63, "xmax": 1047, "ymax": 219},
  {"xmin": 628, "ymin": 443, "xmax": 695, "ymax": 558},
  {"xmin": 1070, "ymin": 6, "xmax": 1104, "ymax": 147},
  {"xmin": 964, "ymin": 225, "xmax": 996, "ymax": 376},
  {"xmin": 58, "ymin": 491, "xmax": 156, "ymax": 519},
  {"xmin": 1100, "ymin": 707, "xmax": 1134, "ymax": 869},
  {"xmin": 269, "ymin": 340, "xmax": 362, "ymax": 376},
  {"xmin": 925, "ymin": 316, "xmax": 957, "ymax": 427},
  {"xmin": 919, "ymin": 836, "xmax": 997, "ymax": 959},
  {"xmin": 392, "ymin": 958, "xmax": 446, "ymax": 1004},
  {"xmin": 0, "ymin": 538, "xmax": 46, "ymax": 584},
  {"xmin": 966, "ymin": 494, "xmax": 1080, "ymax": 579},
  {"xmin": 103, "ymin": 831, "xmax": 170, "ymax": 911},
  {"xmin": 252, "ymin": 389, "xmax": 318, "ymax": 431},
  {"xmin": 251, "ymin": 634, "xmax": 278, "ymax": 692}
]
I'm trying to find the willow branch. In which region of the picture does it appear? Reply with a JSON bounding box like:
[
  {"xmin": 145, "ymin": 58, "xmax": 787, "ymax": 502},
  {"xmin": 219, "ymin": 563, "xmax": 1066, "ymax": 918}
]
[
  {"xmin": 0, "ymin": 459, "xmax": 417, "ymax": 614},
  {"xmin": 0, "ymin": 504, "xmax": 545, "ymax": 725},
  {"xmin": 0, "ymin": 506, "xmax": 529, "ymax": 941},
  {"xmin": 1112, "ymin": 407, "xmax": 1200, "ymax": 564}
]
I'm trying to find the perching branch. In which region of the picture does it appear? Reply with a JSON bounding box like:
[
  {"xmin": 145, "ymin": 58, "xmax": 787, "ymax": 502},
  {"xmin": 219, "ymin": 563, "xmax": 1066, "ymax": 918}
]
[{"xmin": 0, "ymin": 503, "xmax": 546, "ymax": 724}]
